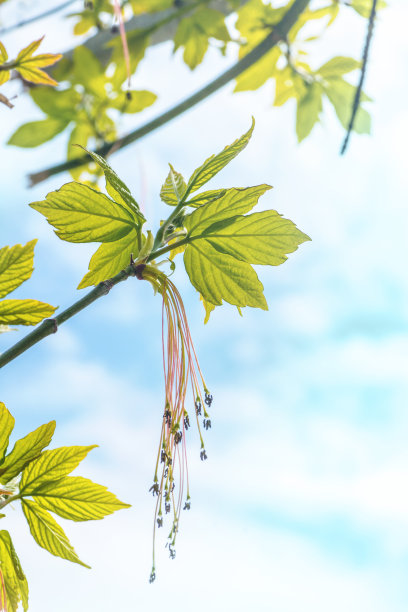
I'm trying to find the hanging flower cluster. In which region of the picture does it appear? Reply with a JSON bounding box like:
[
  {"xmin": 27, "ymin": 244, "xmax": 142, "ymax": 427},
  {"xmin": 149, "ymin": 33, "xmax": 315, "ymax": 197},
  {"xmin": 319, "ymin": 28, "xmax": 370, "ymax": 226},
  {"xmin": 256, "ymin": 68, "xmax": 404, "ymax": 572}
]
[{"xmin": 141, "ymin": 266, "xmax": 213, "ymax": 583}]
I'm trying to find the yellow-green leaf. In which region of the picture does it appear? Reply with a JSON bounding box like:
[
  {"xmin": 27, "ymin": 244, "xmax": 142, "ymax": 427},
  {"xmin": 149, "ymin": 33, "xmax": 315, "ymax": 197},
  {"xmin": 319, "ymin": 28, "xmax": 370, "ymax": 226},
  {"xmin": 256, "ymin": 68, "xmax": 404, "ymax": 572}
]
[
  {"xmin": 324, "ymin": 77, "xmax": 371, "ymax": 134},
  {"xmin": 78, "ymin": 230, "xmax": 140, "ymax": 289},
  {"xmin": 29, "ymin": 182, "xmax": 138, "ymax": 243},
  {"xmin": 8, "ymin": 118, "xmax": 69, "ymax": 148},
  {"xmin": 200, "ymin": 294, "xmax": 215, "ymax": 324},
  {"xmin": 0, "ymin": 530, "xmax": 28, "ymax": 612},
  {"xmin": 20, "ymin": 445, "xmax": 97, "ymax": 494},
  {"xmin": 186, "ymin": 118, "xmax": 255, "ymax": 194},
  {"xmin": 30, "ymin": 87, "xmax": 80, "ymax": 120},
  {"xmin": 196, "ymin": 210, "xmax": 311, "ymax": 265},
  {"xmin": 185, "ymin": 189, "xmax": 226, "ymax": 208},
  {"xmin": 14, "ymin": 38, "xmax": 62, "ymax": 86},
  {"xmin": 0, "ymin": 299, "xmax": 57, "ymax": 326},
  {"xmin": 78, "ymin": 148, "xmax": 145, "ymax": 224},
  {"xmin": 160, "ymin": 164, "xmax": 187, "ymax": 206},
  {"xmin": 21, "ymin": 499, "xmax": 90, "ymax": 568},
  {"xmin": 0, "ymin": 41, "xmax": 8, "ymax": 62},
  {"xmin": 318, "ymin": 56, "xmax": 361, "ymax": 78},
  {"xmin": 0, "ymin": 421, "xmax": 55, "ymax": 484},
  {"xmin": 31, "ymin": 476, "xmax": 131, "ymax": 521},
  {"xmin": 0, "ymin": 403, "xmax": 14, "ymax": 464},
  {"xmin": 184, "ymin": 241, "xmax": 267, "ymax": 310},
  {"xmin": 0, "ymin": 240, "xmax": 36, "ymax": 299}
]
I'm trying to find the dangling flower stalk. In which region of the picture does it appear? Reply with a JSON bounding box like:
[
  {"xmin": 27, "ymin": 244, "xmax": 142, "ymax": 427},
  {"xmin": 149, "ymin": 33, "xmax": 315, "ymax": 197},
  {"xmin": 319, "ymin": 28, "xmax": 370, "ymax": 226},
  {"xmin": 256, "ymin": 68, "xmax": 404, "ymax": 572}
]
[{"xmin": 140, "ymin": 266, "xmax": 213, "ymax": 583}]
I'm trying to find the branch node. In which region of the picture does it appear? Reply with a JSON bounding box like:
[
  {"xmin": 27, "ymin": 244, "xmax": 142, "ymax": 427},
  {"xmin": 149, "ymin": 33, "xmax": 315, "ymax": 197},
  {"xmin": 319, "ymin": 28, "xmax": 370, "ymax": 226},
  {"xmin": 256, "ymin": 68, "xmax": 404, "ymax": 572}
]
[
  {"xmin": 130, "ymin": 263, "xmax": 146, "ymax": 280},
  {"xmin": 45, "ymin": 318, "xmax": 58, "ymax": 334},
  {"xmin": 99, "ymin": 280, "xmax": 114, "ymax": 295}
]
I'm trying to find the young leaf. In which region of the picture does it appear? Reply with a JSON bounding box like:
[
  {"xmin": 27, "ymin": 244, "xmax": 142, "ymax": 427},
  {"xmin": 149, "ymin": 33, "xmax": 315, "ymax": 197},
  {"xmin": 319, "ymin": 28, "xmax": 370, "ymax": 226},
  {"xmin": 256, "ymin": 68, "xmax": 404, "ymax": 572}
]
[
  {"xmin": 160, "ymin": 164, "xmax": 187, "ymax": 205},
  {"xmin": 20, "ymin": 445, "xmax": 97, "ymax": 493},
  {"xmin": 185, "ymin": 189, "xmax": 226, "ymax": 208},
  {"xmin": 78, "ymin": 230, "xmax": 140, "ymax": 289},
  {"xmin": 109, "ymin": 90, "xmax": 157, "ymax": 113},
  {"xmin": 186, "ymin": 118, "xmax": 255, "ymax": 195},
  {"xmin": 184, "ymin": 241, "xmax": 268, "ymax": 310},
  {"xmin": 14, "ymin": 38, "xmax": 62, "ymax": 86},
  {"xmin": 324, "ymin": 77, "xmax": 371, "ymax": 133},
  {"xmin": 30, "ymin": 182, "xmax": 138, "ymax": 243},
  {"xmin": 21, "ymin": 499, "xmax": 90, "ymax": 568},
  {"xmin": 0, "ymin": 403, "xmax": 14, "ymax": 464},
  {"xmin": 0, "ymin": 240, "xmax": 36, "ymax": 299},
  {"xmin": 78, "ymin": 148, "xmax": 145, "ymax": 224},
  {"xmin": 30, "ymin": 476, "xmax": 131, "ymax": 521},
  {"xmin": 194, "ymin": 210, "xmax": 310, "ymax": 265},
  {"xmin": 0, "ymin": 421, "xmax": 56, "ymax": 484},
  {"xmin": 8, "ymin": 118, "xmax": 69, "ymax": 148},
  {"xmin": 0, "ymin": 41, "xmax": 10, "ymax": 84},
  {"xmin": 184, "ymin": 185, "xmax": 272, "ymax": 235},
  {"xmin": 30, "ymin": 87, "xmax": 80, "ymax": 120},
  {"xmin": 0, "ymin": 299, "xmax": 57, "ymax": 326},
  {"xmin": 0, "ymin": 530, "xmax": 29, "ymax": 612}
]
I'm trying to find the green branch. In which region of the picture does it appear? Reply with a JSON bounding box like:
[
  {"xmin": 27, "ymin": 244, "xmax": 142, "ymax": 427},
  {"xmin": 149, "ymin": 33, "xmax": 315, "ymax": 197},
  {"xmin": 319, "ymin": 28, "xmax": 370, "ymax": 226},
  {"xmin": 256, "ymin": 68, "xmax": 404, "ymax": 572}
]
[{"xmin": 28, "ymin": 0, "xmax": 311, "ymax": 186}]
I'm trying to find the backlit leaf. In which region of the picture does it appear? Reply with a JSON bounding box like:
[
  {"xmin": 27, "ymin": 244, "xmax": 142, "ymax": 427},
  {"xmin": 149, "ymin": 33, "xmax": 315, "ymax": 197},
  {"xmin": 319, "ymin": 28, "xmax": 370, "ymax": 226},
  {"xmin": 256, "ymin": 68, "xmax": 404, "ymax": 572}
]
[
  {"xmin": 78, "ymin": 230, "xmax": 140, "ymax": 289},
  {"xmin": 109, "ymin": 90, "xmax": 157, "ymax": 113},
  {"xmin": 0, "ymin": 403, "xmax": 14, "ymax": 464},
  {"xmin": 0, "ymin": 299, "xmax": 56, "ymax": 326},
  {"xmin": 0, "ymin": 240, "xmax": 36, "ymax": 299},
  {"xmin": 31, "ymin": 476, "xmax": 131, "ymax": 521},
  {"xmin": 21, "ymin": 499, "xmax": 90, "ymax": 567},
  {"xmin": 0, "ymin": 421, "xmax": 55, "ymax": 484},
  {"xmin": 0, "ymin": 530, "xmax": 28, "ymax": 612},
  {"xmin": 186, "ymin": 119, "xmax": 255, "ymax": 195},
  {"xmin": 318, "ymin": 56, "xmax": 360, "ymax": 78},
  {"xmin": 160, "ymin": 164, "xmax": 187, "ymax": 205},
  {"xmin": 324, "ymin": 76, "xmax": 371, "ymax": 133},
  {"xmin": 30, "ymin": 182, "xmax": 138, "ymax": 243},
  {"xmin": 20, "ymin": 445, "xmax": 97, "ymax": 493},
  {"xmin": 30, "ymin": 87, "xmax": 80, "ymax": 120},
  {"xmin": 296, "ymin": 82, "xmax": 323, "ymax": 142},
  {"xmin": 185, "ymin": 189, "xmax": 226, "ymax": 208},
  {"xmin": 14, "ymin": 38, "xmax": 62, "ymax": 86}
]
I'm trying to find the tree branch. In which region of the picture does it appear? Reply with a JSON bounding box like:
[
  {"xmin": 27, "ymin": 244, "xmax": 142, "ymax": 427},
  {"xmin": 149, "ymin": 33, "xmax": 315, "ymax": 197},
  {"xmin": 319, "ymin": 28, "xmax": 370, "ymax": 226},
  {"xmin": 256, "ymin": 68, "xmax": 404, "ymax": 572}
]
[
  {"xmin": 28, "ymin": 0, "xmax": 311, "ymax": 186},
  {"xmin": 340, "ymin": 0, "xmax": 377, "ymax": 155},
  {"xmin": 0, "ymin": 0, "xmax": 76, "ymax": 35}
]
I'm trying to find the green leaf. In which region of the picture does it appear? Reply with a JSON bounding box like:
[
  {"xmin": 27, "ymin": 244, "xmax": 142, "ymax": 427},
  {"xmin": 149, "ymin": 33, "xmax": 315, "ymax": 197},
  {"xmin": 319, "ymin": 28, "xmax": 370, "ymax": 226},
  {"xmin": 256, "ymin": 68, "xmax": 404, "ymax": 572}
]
[
  {"xmin": 29, "ymin": 182, "xmax": 138, "ymax": 243},
  {"xmin": 318, "ymin": 56, "xmax": 361, "ymax": 78},
  {"xmin": 78, "ymin": 230, "xmax": 140, "ymax": 289},
  {"xmin": 200, "ymin": 294, "xmax": 215, "ymax": 324},
  {"xmin": 0, "ymin": 240, "xmax": 36, "ymax": 299},
  {"xmin": 0, "ymin": 403, "xmax": 14, "ymax": 464},
  {"xmin": 14, "ymin": 38, "xmax": 62, "ymax": 86},
  {"xmin": 30, "ymin": 87, "xmax": 80, "ymax": 120},
  {"xmin": 31, "ymin": 476, "xmax": 130, "ymax": 521},
  {"xmin": 186, "ymin": 119, "xmax": 255, "ymax": 195},
  {"xmin": 21, "ymin": 499, "xmax": 90, "ymax": 568},
  {"xmin": 185, "ymin": 189, "xmax": 226, "ymax": 208},
  {"xmin": 296, "ymin": 83, "xmax": 323, "ymax": 142},
  {"xmin": 67, "ymin": 122, "xmax": 94, "ymax": 180},
  {"xmin": 184, "ymin": 241, "xmax": 267, "ymax": 310},
  {"xmin": 0, "ymin": 299, "xmax": 57, "ymax": 326},
  {"xmin": 195, "ymin": 210, "xmax": 310, "ymax": 265},
  {"xmin": 20, "ymin": 445, "xmax": 97, "ymax": 493},
  {"xmin": 78, "ymin": 148, "xmax": 145, "ymax": 224},
  {"xmin": 109, "ymin": 90, "xmax": 157, "ymax": 113},
  {"xmin": 160, "ymin": 164, "xmax": 187, "ymax": 206},
  {"xmin": 0, "ymin": 421, "xmax": 55, "ymax": 484},
  {"xmin": 7, "ymin": 118, "xmax": 69, "ymax": 148},
  {"xmin": 350, "ymin": 0, "xmax": 386, "ymax": 18},
  {"xmin": 324, "ymin": 77, "xmax": 371, "ymax": 133},
  {"xmin": 72, "ymin": 46, "xmax": 105, "ymax": 97},
  {"xmin": 185, "ymin": 185, "xmax": 272, "ymax": 233},
  {"xmin": 0, "ymin": 530, "xmax": 29, "ymax": 612},
  {"xmin": 234, "ymin": 47, "xmax": 280, "ymax": 92}
]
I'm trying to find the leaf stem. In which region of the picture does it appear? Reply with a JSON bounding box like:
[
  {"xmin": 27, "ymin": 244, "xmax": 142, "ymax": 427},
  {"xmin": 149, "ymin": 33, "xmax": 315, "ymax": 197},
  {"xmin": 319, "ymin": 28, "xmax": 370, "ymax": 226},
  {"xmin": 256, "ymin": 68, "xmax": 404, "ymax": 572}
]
[{"xmin": 28, "ymin": 0, "xmax": 311, "ymax": 186}]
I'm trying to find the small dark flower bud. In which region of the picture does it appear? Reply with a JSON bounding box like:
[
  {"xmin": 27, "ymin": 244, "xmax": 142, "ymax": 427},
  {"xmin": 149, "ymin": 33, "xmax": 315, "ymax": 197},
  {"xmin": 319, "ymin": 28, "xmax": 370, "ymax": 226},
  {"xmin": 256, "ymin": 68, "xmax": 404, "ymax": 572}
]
[
  {"xmin": 183, "ymin": 500, "xmax": 191, "ymax": 510},
  {"xmin": 195, "ymin": 400, "xmax": 202, "ymax": 416},
  {"xmin": 126, "ymin": 91, "xmax": 132, "ymax": 101},
  {"xmin": 174, "ymin": 431, "xmax": 182, "ymax": 445},
  {"xmin": 111, "ymin": 24, "xmax": 119, "ymax": 34},
  {"xmin": 205, "ymin": 392, "xmax": 213, "ymax": 407},
  {"xmin": 200, "ymin": 449, "xmax": 208, "ymax": 461},
  {"xmin": 157, "ymin": 517, "xmax": 163, "ymax": 528},
  {"xmin": 149, "ymin": 570, "xmax": 156, "ymax": 583},
  {"xmin": 203, "ymin": 418, "xmax": 211, "ymax": 430},
  {"xmin": 149, "ymin": 483, "xmax": 160, "ymax": 496},
  {"xmin": 160, "ymin": 450, "xmax": 166, "ymax": 463},
  {"xmin": 165, "ymin": 502, "xmax": 171, "ymax": 514},
  {"xmin": 184, "ymin": 414, "xmax": 190, "ymax": 430}
]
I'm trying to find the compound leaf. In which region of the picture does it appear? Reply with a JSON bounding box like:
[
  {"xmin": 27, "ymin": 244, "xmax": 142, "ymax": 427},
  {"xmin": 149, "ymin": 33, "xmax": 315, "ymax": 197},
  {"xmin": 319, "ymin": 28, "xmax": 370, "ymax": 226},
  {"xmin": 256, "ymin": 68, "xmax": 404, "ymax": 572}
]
[
  {"xmin": 21, "ymin": 499, "xmax": 90, "ymax": 568},
  {"xmin": 14, "ymin": 38, "xmax": 62, "ymax": 86}
]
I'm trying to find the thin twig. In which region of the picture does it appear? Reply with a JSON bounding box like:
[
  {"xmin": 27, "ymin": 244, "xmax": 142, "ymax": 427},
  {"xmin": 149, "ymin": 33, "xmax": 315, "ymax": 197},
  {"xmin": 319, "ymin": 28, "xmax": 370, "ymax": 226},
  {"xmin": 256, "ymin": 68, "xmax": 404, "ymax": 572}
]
[
  {"xmin": 0, "ymin": 0, "xmax": 77, "ymax": 35},
  {"xmin": 340, "ymin": 0, "xmax": 377, "ymax": 155},
  {"xmin": 28, "ymin": 0, "xmax": 311, "ymax": 186}
]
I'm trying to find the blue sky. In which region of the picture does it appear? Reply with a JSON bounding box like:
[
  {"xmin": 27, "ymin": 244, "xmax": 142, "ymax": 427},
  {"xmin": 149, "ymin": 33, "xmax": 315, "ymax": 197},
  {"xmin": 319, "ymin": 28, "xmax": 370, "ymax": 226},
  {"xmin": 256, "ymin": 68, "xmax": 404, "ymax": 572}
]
[{"xmin": 1, "ymin": 1, "xmax": 408, "ymax": 610}]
